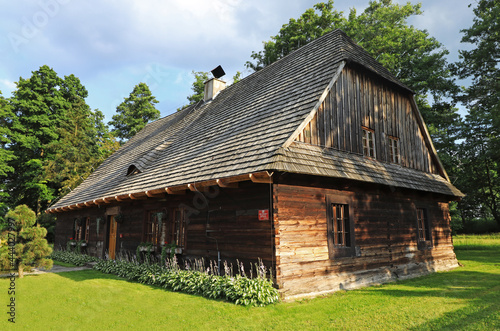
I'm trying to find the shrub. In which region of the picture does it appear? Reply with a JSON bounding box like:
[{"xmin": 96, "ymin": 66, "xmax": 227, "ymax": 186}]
[
  {"xmin": 93, "ymin": 258, "xmax": 279, "ymax": 306},
  {"xmin": 50, "ymin": 250, "xmax": 99, "ymax": 266}
]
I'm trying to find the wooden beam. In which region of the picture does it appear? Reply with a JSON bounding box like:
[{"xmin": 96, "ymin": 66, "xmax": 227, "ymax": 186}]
[
  {"xmin": 188, "ymin": 183, "xmax": 197, "ymax": 192},
  {"xmin": 165, "ymin": 187, "xmax": 186, "ymax": 195},
  {"xmin": 129, "ymin": 193, "xmax": 137, "ymax": 200},
  {"xmin": 145, "ymin": 191, "xmax": 154, "ymax": 197},
  {"xmin": 249, "ymin": 173, "xmax": 272, "ymax": 184},
  {"xmin": 216, "ymin": 179, "xmax": 239, "ymax": 188}
]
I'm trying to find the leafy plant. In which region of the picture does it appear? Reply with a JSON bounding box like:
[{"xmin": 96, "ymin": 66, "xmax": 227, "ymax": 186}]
[
  {"xmin": 93, "ymin": 257, "xmax": 279, "ymax": 306},
  {"xmin": 50, "ymin": 249, "xmax": 99, "ymax": 266}
]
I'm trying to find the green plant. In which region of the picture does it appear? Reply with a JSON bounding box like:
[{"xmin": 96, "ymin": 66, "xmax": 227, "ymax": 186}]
[
  {"xmin": 66, "ymin": 238, "xmax": 77, "ymax": 252},
  {"xmin": 136, "ymin": 242, "xmax": 154, "ymax": 263},
  {"xmin": 0, "ymin": 205, "xmax": 53, "ymax": 277},
  {"xmin": 92, "ymin": 257, "xmax": 279, "ymax": 306},
  {"xmin": 50, "ymin": 249, "xmax": 99, "ymax": 266}
]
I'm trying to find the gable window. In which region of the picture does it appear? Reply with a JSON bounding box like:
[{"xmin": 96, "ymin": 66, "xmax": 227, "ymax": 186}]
[
  {"xmin": 362, "ymin": 127, "xmax": 375, "ymax": 158},
  {"xmin": 388, "ymin": 136, "xmax": 400, "ymax": 164},
  {"xmin": 326, "ymin": 195, "xmax": 356, "ymax": 258},
  {"xmin": 416, "ymin": 207, "xmax": 432, "ymax": 249}
]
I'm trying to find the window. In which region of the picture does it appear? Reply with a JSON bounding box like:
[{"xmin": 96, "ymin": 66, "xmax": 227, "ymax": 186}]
[
  {"xmin": 416, "ymin": 208, "xmax": 432, "ymax": 249},
  {"xmin": 173, "ymin": 209, "xmax": 186, "ymax": 247},
  {"xmin": 144, "ymin": 211, "xmax": 164, "ymax": 246},
  {"xmin": 362, "ymin": 127, "xmax": 375, "ymax": 158},
  {"xmin": 74, "ymin": 218, "xmax": 83, "ymax": 241},
  {"xmin": 326, "ymin": 195, "xmax": 356, "ymax": 258},
  {"xmin": 388, "ymin": 136, "xmax": 400, "ymax": 164},
  {"xmin": 84, "ymin": 217, "xmax": 90, "ymax": 242},
  {"xmin": 332, "ymin": 204, "xmax": 350, "ymax": 246}
]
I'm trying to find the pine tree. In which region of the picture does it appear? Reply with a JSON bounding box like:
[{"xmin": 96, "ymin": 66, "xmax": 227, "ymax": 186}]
[
  {"xmin": 0, "ymin": 91, "xmax": 15, "ymax": 229},
  {"xmin": 6, "ymin": 65, "xmax": 117, "ymax": 213},
  {"xmin": 454, "ymin": 0, "xmax": 500, "ymax": 227},
  {"xmin": 0, "ymin": 205, "xmax": 52, "ymax": 278},
  {"xmin": 109, "ymin": 82, "xmax": 160, "ymax": 140}
]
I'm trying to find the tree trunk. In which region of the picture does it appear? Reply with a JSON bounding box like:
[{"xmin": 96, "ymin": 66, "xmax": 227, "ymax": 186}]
[{"xmin": 18, "ymin": 265, "xmax": 24, "ymax": 278}]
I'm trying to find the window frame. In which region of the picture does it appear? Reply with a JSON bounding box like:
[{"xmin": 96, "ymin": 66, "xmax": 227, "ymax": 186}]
[
  {"xmin": 362, "ymin": 127, "xmax": 376, "ymax": 158},
  {"xmin": 326, "ymin": 195, "xmax": 356, "ymax": 259},
  {"xmin": 144, "ymin": 210, "xmax": 165, "ymax": 247},
  {"xmin": 415, "ymin": 207, "xmax": 433, "ymax": 250},
  {"xmin": 387, "ymin": 136, "xmax": 400, "ymax": 164},
  {"xmin": 84, "ymin": 217, "xmax": 90, "ymax": 242},
  {"xmin": 172, "ymin": 208, "xmax": 186, "ymax": 248}
]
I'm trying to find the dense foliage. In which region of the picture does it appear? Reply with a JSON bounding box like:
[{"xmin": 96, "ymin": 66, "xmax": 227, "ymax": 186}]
[
  {"xmin": 452, "ymin": 0, "xmax": 500, "ymax": 228},
  {"xmin": 1, "ymin": 66, "xmax": 119, "ymax": 216},
  {"xmin": 50, "ymin": 250, "xmax": 99, "ymax": 266},
  {"xmin": 0, "ymin": 205, "xmax": 52, "ymax": 277},
  {"xmin": 93, "ymin": 258, "xmax": 279, "ymax": 306},
  {"xmin": 109, "ymin": 82, "xmax": 160, "ymax": 140},
  {"xmin": 246, "ymin": 0, "xmax": 499, "ymax": 232}
]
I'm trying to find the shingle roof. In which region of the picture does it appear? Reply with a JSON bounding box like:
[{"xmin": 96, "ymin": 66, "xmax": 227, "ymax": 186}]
[
  {"xmin": 50, "ymin": 29, "xmax": 461, "ymax": 211},
  {"xmin": 273, "ymin": 142, "xmax": 463, "ymax": 197}
]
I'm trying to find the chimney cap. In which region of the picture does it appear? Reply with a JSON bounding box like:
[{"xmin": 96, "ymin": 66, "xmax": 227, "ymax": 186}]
[{"xmin": 211, "ymin": 65, "xmax": 225, "ymax": 79}]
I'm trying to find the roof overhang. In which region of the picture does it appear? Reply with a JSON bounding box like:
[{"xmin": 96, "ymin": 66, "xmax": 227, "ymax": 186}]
[{"xmin": 45, "ymin": 171, "xmax": 273, "ymax": 214}]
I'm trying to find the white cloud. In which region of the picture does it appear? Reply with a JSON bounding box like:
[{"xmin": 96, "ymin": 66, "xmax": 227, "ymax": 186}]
[{"xmin": 0, "ymin": 79, "xmax": 16, "ymax": 94}]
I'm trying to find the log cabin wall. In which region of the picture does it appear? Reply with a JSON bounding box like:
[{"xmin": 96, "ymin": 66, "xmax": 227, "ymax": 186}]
[
  {"xmin": 54, "ymin": 181, "xmax": 275, "ymax": 269},
  {"xmin": 295, "ymin": 64, "xmax": 438, "ymax": 174},
  {"xmin": 273, "ymin": 174, "xmax": 458, "ymax": 300}
]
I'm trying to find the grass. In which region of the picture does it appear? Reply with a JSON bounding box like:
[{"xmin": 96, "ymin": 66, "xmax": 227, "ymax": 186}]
[
  {"xmin": 52, "ymin": 260, "xmax": 76, "ymax": 268},
  {"xmin": 1, "ymin": 235, "xmax": 499, "ymax": 330},
  {"xmin": 453, "ymin": 233, "xmax": 500, "ymax": 250}
]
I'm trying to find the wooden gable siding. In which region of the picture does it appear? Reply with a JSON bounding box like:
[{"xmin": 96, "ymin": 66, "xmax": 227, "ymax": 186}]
[
  {"xmin": 295, "ymin": 65, "xmax": 437, "ymax": 174},
  {"xmin": 273, "ymin": 175, "xmax": 458, "ymax": 299}
]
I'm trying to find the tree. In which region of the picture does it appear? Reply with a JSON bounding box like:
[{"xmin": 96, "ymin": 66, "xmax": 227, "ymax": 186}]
[
  {"xmin": 453, "ymin": 0, "xmax": 500, "ymax": 227},
  {"xmin": 246, "ymin": 1, "xmax": 459, "ymax": 146},
  {"xmin": 5, "ymin": 65, "xmax": 116, "ymax": 214},
  {"xmin": 109, "ymin": 82, "xmax": 160, "ymax": 140},
  {"xmin": 177, "ymin": 71, "xmax": 211, "ymax": 111},
  {"xmin": 0, "ymin": 205, "xmax": 52, "ymax": 278},
  {"xmin": 0, "ymin": 91, "xmax": 15, "ymax": 229},
  {"xmin": 7, "ymin": 65, "xmax": 68, "ymax": 214}
]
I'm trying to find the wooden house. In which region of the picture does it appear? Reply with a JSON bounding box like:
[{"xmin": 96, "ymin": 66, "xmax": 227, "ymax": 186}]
[{"xmin": 50, "ymin": 29, "xmax": 463, "ymax": 300}]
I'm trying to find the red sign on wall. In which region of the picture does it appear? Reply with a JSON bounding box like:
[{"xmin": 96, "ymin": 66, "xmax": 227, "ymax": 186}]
[{"xmin": 258, "ymin": 209, "xmax": 269, "ymax": 221}]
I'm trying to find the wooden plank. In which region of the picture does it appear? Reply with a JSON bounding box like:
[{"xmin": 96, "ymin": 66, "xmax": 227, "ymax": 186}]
[
  {"xmin": 338, "ymin": 71, "xmax": 345, "ymax": 150},
  {"xmin": 311, "ymin": 110, "xmax": 318, "ymax": 145},
  {"xmin": 324, "ymin": 92, "xmax": 332, "ymax": 148},
  {"xmin": 318, "ymin": 102, "xmax": 325, "ymax": 146}
]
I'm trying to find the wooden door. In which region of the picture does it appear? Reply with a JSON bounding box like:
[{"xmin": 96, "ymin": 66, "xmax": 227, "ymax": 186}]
[{"xmin": 108, "ymin": 216, "xmax": 117, "ymax": 259}]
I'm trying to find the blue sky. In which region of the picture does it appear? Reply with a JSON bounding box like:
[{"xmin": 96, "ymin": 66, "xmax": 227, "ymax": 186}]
[{"xmin": 0, "ymin": 0, "xmax": 475, "ymax": 123}]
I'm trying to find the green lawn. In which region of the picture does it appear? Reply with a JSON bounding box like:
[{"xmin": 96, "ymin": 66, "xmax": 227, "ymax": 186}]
[{"xmin": 2, "ymin": 235, "xmax": 499, "ymax": 330}]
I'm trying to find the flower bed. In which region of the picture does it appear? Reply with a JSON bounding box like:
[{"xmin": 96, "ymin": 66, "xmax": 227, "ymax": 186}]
[
  {"xmin": 93, "ymin": 258, "xmax": 279, "ymax": 306},
  {"xmin": 50, "ymin": 250, "xmax": 99, "ymax": 266}
]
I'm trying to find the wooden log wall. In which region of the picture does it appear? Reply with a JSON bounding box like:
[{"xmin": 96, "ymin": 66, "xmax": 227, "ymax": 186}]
[
  {"xmin": 295, "ymin": 64, "xmax": 438, "ymax": 174},
  {"xmin": 273, "ymin": 178, "xmax": 458, "ymax": 300},
  {"xmin": 54, "ymin": 181, "xmax": 274, "ymax": 270}
]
